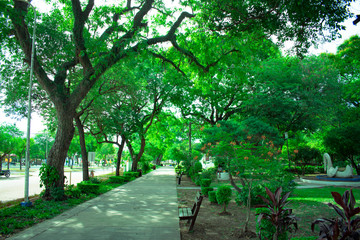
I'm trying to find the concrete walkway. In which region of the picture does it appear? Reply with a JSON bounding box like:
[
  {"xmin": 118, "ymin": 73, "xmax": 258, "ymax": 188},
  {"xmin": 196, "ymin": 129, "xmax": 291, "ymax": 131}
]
[{"xmin": 9, "ymin": 167, "xmax": 180, "ymax": 240}]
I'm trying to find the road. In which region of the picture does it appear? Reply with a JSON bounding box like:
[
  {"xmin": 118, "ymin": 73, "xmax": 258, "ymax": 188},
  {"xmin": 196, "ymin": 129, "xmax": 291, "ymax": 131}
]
[{"xmin": 0, "ymin": 167, "xmax": 115, "ymax": 202}]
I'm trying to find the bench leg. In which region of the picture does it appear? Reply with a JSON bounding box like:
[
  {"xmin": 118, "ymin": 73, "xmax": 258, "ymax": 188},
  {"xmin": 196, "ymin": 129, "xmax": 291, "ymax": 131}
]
[{"xmin": 188, "ymin": 218, "xmax": 195, "ymax": 232}]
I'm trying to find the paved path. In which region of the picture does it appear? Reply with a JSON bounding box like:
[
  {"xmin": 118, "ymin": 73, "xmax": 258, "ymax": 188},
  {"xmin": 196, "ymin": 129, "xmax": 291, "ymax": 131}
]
[{"xmin": 9, "ymin": 167, "xmax": 180, "ymax": 240}]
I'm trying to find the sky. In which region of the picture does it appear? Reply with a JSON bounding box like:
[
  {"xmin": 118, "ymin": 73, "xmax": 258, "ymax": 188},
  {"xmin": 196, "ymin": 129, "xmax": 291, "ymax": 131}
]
[{"xmin": 0, "ymin": 1, "xmax": 359, "ymax": 136}]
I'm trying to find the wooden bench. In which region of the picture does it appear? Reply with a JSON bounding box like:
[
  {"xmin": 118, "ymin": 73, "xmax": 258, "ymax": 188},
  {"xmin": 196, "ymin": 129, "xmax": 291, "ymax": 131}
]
[{"xmin": 178, "ymin": 192, "xmax": 203, "ymax": 232}]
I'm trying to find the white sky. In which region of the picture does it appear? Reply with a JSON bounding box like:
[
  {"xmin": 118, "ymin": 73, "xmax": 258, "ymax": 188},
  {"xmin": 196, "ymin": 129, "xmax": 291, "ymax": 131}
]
[{"xmin": 0, "ymin": 0, "xmax": 359, "ymax": 136}]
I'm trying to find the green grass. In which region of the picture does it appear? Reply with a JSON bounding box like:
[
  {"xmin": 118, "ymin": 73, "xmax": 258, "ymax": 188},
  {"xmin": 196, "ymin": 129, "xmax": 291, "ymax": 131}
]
[{"xmin": 287, "ymin": 187, "xmax": 360, "ymax": 238}]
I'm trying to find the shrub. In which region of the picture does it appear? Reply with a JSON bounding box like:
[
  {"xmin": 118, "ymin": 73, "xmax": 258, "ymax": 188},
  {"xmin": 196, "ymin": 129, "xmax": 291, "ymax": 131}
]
[
  {"xmin": 64, "ymin": 184, "xmax": 81, "ymax": 198},
  {"xmin": 311, "ymin": 189, "xmax": 360, "ymax": 240},
  {"xmin": 256, "ymin": 208, "xmax": 287, "ymax": 240},
  {"xmin": 124, "ymin": 172, "xmax": 140, "ymax": 178},
  {"xmin": 140, "ymin": 161, "xmax": 151, "ymax": 174},
  {"xmin": 291, "ymin": 237, "xmax": 317, "ymax": 240},
  {"xmin": 77, "ymin": 182, "xmax": 100, "ymax": 194},
  {"xmin": 89, "ymin": 177, "xmax": 101, "ymax": 184},
  {"xmin": 201, "ymin": 167, "xmax": 217, "ymax": 180},
  {"xmin": 235, "ymin": 184, "xmax": 266, "ymax": 207},
  {"xmin": 109, "ymin": 176, "xmax": 125, "ymax": 184},
  {"xmin": 194, "ymin": 161, "xmax": 203, "ymax": 173},
  {"xmin": 175, "ymin": 165, "xmax": 184, "ymax": 174},
  {"xmin": 257, "ymin": 187, "xmax": 298, "ymax": 240},
  {"xmin": 201, "ymin": 187, "xmax": 214, "ymax": 197},
  {"xmin": 201, "ymin": 178, "xmax": 212, "ymax": 187},
  {"xmin": 191, "ymin": 173, "xmax": 201, "ymax": 185},
  {"xmin": 209, "ymin": 191, "xmax": 218, "ymax": 204},
  {"xmin": 216, "ymin": 186, "xmax": 232, "ymax": 213}
]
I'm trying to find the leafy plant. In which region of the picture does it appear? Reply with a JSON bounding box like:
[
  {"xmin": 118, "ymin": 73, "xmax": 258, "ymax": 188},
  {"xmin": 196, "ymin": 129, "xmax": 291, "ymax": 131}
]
[
  {"xmin": 311, "ymin": 189, "xmax": 360, "ymax": 240},
  {"xmin": 39, "ymin": 164, "xmax": 60, "ymax": 189},
  {"xmin": 256, "ymin": 207, "xmax": 287, "ymax": 240},
  {"xmin": 201, "ymin": 178, "xmax": 212, "ymax": 187},
  {"xmin": 257, "ymin": 187, "xmax": 298, "ymax": 240},
  {"xmin": 216, "ymin": 186, "xmax": 232, "ymax": 213},
  {"xmin": 201, "ymin": 187, "xmax": 214, "ymax": 197},
  {"xmin": 209, "ymin": 191, "xmax": 218, "ymax": 204}
]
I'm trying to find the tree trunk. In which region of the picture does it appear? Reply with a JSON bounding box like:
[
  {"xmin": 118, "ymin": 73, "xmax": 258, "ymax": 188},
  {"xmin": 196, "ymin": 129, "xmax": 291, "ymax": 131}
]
[
  {"xmin": 45, "ymin": 111, "xmax": 75, "ymax": 198},
  {"xmin": 349, "ymin": 156, "xmax": 360, "ymax": 175},
  {"xmin": 131, "ymin": 136, "xmax": 146, "ymax": 172},
  {"xmin": 116, "ymin": 138, "xmax": 125, "ymax": 176},
  {"xmin": 155, "ymin": 154, "xmax": 163, "ymax": 165},
  {"xmin": 75, "ymin": 116, "xmax": 89, "ymax": 181}
]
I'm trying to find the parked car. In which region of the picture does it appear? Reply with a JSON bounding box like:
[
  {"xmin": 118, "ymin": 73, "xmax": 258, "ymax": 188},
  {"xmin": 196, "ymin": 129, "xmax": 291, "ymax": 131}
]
[{"xmin": 0, "ymin": 170, "xmax": 10, "ymax": 178}]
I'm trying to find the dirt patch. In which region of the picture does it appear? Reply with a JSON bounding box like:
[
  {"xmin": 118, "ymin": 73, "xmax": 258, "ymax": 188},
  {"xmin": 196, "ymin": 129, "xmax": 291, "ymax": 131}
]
[
  {"xmin": 176, "ymin": 175, "xmax": 342, "ymax": 240},
  {"xmin": 177, "ymin": 175, "xmax": 257, "ymax": 240}
]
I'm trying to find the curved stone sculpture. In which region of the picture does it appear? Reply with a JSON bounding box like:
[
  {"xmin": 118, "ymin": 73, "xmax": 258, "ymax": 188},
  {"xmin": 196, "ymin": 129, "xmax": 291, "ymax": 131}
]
[{"xmin": 323, "ymin": 153, "xmax": 353, "ymax": 178}]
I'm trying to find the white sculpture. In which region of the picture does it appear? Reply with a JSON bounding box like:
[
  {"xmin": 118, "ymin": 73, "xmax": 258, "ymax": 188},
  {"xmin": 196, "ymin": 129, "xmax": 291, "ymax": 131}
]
[{"xmin": 323, "ymin": 153, "xmax": 353, "ymax": 178}]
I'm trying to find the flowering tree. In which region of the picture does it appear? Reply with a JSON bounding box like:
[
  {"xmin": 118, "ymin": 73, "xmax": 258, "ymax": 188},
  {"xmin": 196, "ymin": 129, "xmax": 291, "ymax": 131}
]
[{"xmin": 201, "ymin": 120, "xmax": 291, "ymax": 233}]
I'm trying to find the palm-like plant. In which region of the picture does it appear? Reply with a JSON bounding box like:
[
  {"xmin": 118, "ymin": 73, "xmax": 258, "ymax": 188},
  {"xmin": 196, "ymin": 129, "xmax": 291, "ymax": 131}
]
[
  {"xmin": 257, "ymin": 187, "xmax": 298, "ymax": 240},
  {"xmin": 311, "ymin": 189, "xmax": 360, "ymax": 240}
]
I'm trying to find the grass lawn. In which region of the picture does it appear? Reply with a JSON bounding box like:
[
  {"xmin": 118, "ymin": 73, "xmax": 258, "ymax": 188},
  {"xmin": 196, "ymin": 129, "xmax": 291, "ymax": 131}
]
[{"xmin": 287, "ymin": 187, "xmax": 360, "ymax": 238}]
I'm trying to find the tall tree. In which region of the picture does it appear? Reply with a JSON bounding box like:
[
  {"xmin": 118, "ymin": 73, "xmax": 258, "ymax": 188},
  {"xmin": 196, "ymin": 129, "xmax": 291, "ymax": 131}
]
[
  {"xmin": 0, "ymin": 124, "xmax": 23, "ymax": 171},
  {"xmin": 3, "ymin": 0, "xmax": 195, "ymax": 196}
]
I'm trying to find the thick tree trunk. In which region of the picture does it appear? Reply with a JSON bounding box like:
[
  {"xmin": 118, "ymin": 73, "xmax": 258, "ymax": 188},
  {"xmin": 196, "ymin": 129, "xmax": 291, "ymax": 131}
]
[
  {"xmin": 155, "ymin": 154, "xmax": 163, "ymax": 165},
  {"xmin": 116, "ymin": 138, "xmax": 125, "ymax": 176},
  {"xmin": 131, "ymin": 136, "xmax": 146, "ymax": 172},
  {"xmin": 45, "ymin": 111, "xmax": 75, "ymax": 198},
  {"xmin": 75, "ymin": 116, "xmax": 89, "ymax": 181}
]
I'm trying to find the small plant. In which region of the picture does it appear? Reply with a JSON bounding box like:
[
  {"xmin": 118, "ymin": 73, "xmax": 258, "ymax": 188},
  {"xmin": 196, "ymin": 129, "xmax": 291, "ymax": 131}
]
[
  {"xmin": 77, "ymin": 182, "xmax": 100, "ymax": 194},
  {"xmin": 39, "ymin": 164, "xmax": 59, "ymax": 190},
  {"xmin": 256, "ymin": 207, "xmax": 287, "ymax": 240},
  {"xmin": 257, "ymin": 187, "xmax": 298, "ymax": 240},
  {"xmin": 64, "ymin": 184, "xmax": 81, "ymax": 198},
  {"xmin": 216, "ymin": 186, "xmax": 232, "ymax": 213},
  {"xmin": 89, "ymin": 177, "xmax": 101, "ymax": 184},
  {"xmin": 209, "ymin": 191, "xmax": 218, "ymax": 204},
  {"xmin": 123, "ymin": 172, "xmax": 140, "ymax": 178},
  {"xmin": 201, "ymin": 178, "xmax": 212, "ymax": 187},
  {"xmin": 201, "ymin": 187, "xmax": 214, "ymax": 197},
  {"xmin": 109, "ymin": 176, "xmax": 125, "ymax": 183},
  {"xmin": 311, "ymin": 189, "xmax": 360, "ymax": 240}
]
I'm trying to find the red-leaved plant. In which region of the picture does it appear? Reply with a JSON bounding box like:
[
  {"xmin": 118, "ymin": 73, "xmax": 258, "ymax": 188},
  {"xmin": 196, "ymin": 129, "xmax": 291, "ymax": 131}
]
[
  {"xmin": 257, "ymin": 187, "xmax": 298, "ymax": 240},
  {"xmin": 311, "ymin": 189, "xmax": 360, "ymax": 240}
]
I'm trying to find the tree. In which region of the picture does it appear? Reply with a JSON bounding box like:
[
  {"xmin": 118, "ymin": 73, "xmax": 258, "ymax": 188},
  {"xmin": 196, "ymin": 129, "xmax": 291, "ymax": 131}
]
[
  {"xmin": 323, "ymin": 122, "xmax": 360, "ymax": 175},
  {"xmin": 201, "ymin": 120, "xmax": 286, "ymax": 233},
  {"xmin": 0, "ymin": 124, "xmax": 23, "ymax": 171},
  {"xmin": 245, "ymin": 56, "xmax": 342, "ymax": 137},
  {"xmin": 3, "ymin": 0, "xmax": 195, "ymax": 197},
  {"xmin": 198, "ymin": 0, "xmax": 353, "ymax": 56}
]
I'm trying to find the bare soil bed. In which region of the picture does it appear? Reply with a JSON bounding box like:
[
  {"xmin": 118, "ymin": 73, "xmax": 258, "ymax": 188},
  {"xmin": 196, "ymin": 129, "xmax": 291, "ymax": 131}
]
[
  {"xmin": 177, "ymin": 175, "xmax": 258, "ymax": 240},
  {"xmin": 176, "ymin": 175, "xmax": 344, "ymax": 240}
]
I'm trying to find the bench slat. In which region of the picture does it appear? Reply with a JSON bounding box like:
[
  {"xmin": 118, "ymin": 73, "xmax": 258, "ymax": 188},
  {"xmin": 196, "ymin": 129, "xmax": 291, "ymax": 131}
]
[{"xmin": 178, "ymin": 192, "xmax": 203, "ymax": 232}]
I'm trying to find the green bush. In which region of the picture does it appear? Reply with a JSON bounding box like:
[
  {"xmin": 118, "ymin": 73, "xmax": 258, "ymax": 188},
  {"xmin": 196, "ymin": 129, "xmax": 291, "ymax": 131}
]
[
  {"xmin": 201, "ymin": 167, "xmax": 216, "ymax": 180},
  {"xmin": 77, "ymin": 182, "xmax": 100, "ymax": 194},
  {"xmin": 291, "ymin": 237, "xmax": 317, "ymax": 240},
  {"xmin": 201, "ymin": 178, "xmax": 212, "ymax": 187},
  {"xmin": 191, "ymin": 173, "xmax": 201, "ymax": 186},
  {"xmin": 201, "ymin": 187, "xmax": 214, "ymax": 197},
  {"xmin": 216, "ymin": 186, "xmax": 232, "ymax": 212},
  {"xmin": 235, "ymin": 184, "xmax": 266, "ymax": 207},
  {"xmin": 141, "ymin": 161, "xmax": 151, "ymax": 174},
  {"xmin": 256, "ymin": 208, "xmax": 287, "ymax": 240},
  {"xmin": 175, "ymin": 165, "xmax": 184, "ymax": 174},
  {"xmin": 89, "ymin": 177, "xmax": 101, "ymax": 184},
  {"xmin": 124, "ymin": 172, "xmax": 140, "ymax": 178},
  {"xmin": 209, "ymin": 191, "xmax": 218, "ymax": 204},
  {"xmin": 194, "ymin": 161, "xmax": 203, "ymax": 173},
  {"xmin": 64, "ymin": 185, "xmax": 81, "ymax": 198},
  {"xmin": 109, "ymin": 176, "xmax": 125, "ymax": 184}
]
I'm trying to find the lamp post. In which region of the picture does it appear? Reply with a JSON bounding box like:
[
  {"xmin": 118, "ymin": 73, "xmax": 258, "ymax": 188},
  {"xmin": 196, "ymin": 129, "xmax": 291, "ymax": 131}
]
[
  {"xmin": 285, "ymin": 132, "xmax": 290, "ymax": 169},
  {"xmin": 17, "ymin": 0, "xmax": 36, "ymax": 207}
]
